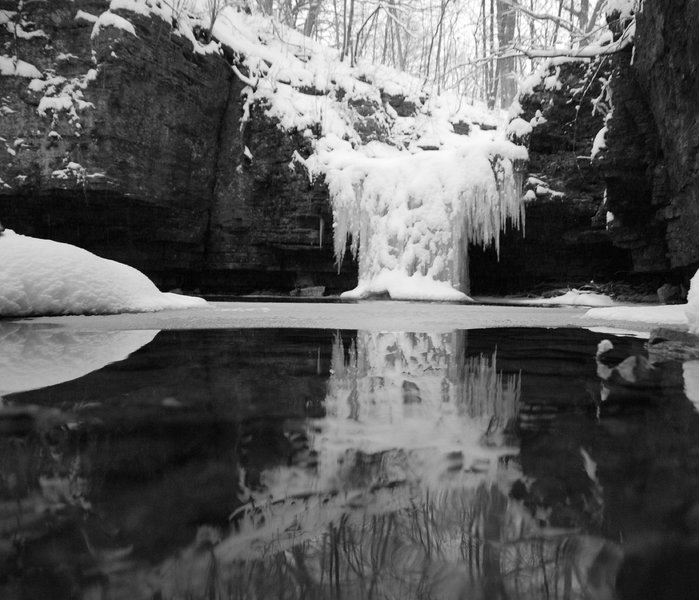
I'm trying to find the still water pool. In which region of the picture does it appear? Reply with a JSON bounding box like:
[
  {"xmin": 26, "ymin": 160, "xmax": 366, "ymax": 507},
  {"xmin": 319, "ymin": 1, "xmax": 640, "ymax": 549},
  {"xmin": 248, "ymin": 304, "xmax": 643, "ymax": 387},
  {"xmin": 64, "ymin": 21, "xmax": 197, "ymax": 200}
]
[{"xmin": 1, "ymin": 326, "xmax": 699, "ymax": 600}]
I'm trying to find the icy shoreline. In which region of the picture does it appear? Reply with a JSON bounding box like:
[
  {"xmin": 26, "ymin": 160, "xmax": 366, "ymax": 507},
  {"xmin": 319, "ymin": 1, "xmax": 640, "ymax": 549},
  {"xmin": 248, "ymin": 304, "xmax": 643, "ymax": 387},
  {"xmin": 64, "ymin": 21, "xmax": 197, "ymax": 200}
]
[{"xmin": 3, "ymin": 300, "xmax": 688, "ymax": 335}]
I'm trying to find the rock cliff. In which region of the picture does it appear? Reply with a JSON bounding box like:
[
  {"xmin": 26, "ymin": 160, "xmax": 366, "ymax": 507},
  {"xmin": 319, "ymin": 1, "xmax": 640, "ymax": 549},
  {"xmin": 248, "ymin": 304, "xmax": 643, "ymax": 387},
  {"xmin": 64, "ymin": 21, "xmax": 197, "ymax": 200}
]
[
  {"xmin": 3, "ymin": 1, "xmax": 696, "ymax": 296},
  {"xmin": 598, "ymin": 1, "xmax": 699, "ymax": 279},
  {"xmin": 470, "ymin": 59, "xmax": 631, "ymax": 294}
]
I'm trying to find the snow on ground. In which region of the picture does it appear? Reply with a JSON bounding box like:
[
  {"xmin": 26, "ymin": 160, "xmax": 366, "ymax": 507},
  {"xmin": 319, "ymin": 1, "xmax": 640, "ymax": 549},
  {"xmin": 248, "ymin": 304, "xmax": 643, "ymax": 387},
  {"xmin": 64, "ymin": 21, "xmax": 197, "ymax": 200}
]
[
  {"xmin": 0, "ymin": 230, "xmax": 206, "ymax": 317},
  {"xmin": 584, "ymin": 269, "xmax": 699, "ymax": 330},
  {"xmin": 584, "ymin": 304, "xmax": 688, "ymax": 327},
  {"xmin": 0, "ymin": 325, "xmax": 157, "ymax": 395}
]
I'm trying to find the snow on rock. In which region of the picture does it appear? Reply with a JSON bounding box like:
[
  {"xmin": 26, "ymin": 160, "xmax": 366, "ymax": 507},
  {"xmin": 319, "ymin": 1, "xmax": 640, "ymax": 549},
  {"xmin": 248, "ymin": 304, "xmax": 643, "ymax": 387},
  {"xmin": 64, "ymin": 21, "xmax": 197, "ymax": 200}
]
[
  {"xmin": 685, "ymin": 269, "xmax": 699, "ymax": 334},
  {"xmin": 75, "ymin": 10, "xmax": 99, "ymax": 24},
  {"xmin": 105, "ymin": 0, "xmax": 218, "ymax": 55},
  {"xmin": 0, "ymin": 230, "xmax": 207, "ymax": 317},
  {"xmin": 0, "ymin": 325, "xmax": 158, "ymax": 396},
  {"xmin": 91, "ymin": 10, "xmax": 138, "ymax": 39},
  {"xmin": 683, "ymin": 361, "xmax": 699, "ymax": 412},
  {"xmin": 516, "ymin": 290, "xmax": 615, "ymax": 307},
  {"xmin": 0, "ymin": 55, "xmax": 42, "ymax": 78},
  {"xmin": 591, "ymin": 125, "xmax": 607, "ymax": 158},
  {"xmin": 506, "ymin": 117, "xmax": 533, "ymax": 142}
]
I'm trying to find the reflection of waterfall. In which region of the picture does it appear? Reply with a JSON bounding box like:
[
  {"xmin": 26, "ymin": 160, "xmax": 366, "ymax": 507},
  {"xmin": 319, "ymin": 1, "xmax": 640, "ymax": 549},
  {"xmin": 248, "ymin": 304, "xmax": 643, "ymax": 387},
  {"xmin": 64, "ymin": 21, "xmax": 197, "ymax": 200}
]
[
  {"xmin": 0, "ymin": 324, "xmax": 159, "ymax": 396},
  {"xmin": 217, "ymin": 331, "xmax": 522, "ymax": 557},
  {"xmin": 311, "ymin": 331, "xmax": 521, "ymax": 491}
]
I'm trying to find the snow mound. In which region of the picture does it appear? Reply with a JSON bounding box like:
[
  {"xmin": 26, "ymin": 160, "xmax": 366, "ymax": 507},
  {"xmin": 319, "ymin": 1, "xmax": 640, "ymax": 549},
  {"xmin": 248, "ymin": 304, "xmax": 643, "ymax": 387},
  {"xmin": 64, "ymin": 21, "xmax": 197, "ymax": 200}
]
[{"xmin": 0, "ymin": 230, "xmax": 207, "ymax": 317}]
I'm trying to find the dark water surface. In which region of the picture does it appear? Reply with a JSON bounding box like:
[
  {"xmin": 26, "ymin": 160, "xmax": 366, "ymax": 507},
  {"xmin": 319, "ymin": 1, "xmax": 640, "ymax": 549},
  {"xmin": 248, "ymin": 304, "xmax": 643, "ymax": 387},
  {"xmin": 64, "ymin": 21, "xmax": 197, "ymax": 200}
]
[{"xmin": 1, "ymin": 326, "xmax": 699, "ymax": 600}]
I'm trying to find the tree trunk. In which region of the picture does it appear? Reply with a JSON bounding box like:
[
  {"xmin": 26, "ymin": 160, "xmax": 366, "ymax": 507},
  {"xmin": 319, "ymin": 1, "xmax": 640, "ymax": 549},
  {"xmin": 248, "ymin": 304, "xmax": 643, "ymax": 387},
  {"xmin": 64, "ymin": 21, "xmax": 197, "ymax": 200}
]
[
  {"xmin": 303, "ymin": 0, "xmax": 321, "ymax": 37},
  {"xmin": 495, "ymin": 0, "xmax": 517, "ymax": 108}
]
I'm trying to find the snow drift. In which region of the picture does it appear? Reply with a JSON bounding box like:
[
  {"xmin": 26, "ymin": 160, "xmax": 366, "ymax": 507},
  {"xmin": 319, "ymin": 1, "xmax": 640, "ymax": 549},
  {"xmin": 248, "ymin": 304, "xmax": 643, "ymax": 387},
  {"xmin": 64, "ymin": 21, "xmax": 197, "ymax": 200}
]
[{"xmin": 0, "ymin": 230, "xmax": 206, "ymax": 317}]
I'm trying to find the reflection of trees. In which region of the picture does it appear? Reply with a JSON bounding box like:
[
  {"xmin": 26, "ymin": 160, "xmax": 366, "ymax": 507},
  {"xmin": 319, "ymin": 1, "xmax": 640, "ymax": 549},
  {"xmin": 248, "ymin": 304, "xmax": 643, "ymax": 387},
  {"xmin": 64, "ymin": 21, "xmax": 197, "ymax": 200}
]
[{"xmin": 149, "ymin": 484, "xmax": 620, "ymax": 600}]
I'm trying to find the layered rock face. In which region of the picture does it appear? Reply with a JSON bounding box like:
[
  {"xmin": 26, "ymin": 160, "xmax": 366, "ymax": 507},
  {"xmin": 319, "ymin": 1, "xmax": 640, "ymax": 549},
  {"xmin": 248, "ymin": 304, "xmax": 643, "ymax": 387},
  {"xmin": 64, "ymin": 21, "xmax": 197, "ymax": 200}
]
[
  {"xmin": 470, "ymin": 61, "xmax": 631, "ymax": 294},
  {"xmin": 599, "ymin": 1, "xmax": 699, "ymax": 277},
  {"xmin": 0, "ymin": 0, "xmax": 354, "ymax": 293}
]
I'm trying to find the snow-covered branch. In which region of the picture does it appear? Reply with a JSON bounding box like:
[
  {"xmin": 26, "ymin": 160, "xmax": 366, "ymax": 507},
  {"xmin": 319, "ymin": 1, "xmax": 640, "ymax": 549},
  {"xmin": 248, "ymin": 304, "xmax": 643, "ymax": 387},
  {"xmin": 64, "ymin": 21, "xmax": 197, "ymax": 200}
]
[{"xmin": 501, "ymin": 0, "xmax": 584, "ymax": 36}]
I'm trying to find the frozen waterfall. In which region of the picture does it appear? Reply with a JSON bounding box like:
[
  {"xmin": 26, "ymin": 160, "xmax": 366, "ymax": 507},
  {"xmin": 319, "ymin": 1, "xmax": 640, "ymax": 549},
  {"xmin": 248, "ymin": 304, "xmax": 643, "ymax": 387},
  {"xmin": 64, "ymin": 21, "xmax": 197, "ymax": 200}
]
[{"xmin": 313, "ymin": 137, "xmax": 527, "ymax": 300}]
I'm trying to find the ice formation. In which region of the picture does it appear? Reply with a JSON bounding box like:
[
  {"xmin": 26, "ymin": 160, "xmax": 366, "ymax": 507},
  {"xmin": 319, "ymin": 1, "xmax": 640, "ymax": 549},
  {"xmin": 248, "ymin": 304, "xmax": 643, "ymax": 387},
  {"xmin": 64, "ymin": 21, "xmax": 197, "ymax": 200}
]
[
  {"xmin": 0, "ymin": 230, "xmax": 207, "ymax": 316},
  {"xmin": 311, "ymin": 137, "xmax": 526, "ymax": 300}
]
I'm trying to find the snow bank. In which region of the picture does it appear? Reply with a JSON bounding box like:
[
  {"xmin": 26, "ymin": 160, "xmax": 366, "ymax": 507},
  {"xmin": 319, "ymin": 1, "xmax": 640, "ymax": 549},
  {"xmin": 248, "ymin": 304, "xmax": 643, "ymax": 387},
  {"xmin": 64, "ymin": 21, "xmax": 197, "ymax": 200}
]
[
  {"xmin": 0, "ymin": 230, "xmax": 207, "ymax": 317},
  {"xmin": 585, "ymin": 271, "xmax": 699, "ymax": 330},
  {"xmin": 0, "ymin": 325, "xmax": 158, "ymax": 395}
]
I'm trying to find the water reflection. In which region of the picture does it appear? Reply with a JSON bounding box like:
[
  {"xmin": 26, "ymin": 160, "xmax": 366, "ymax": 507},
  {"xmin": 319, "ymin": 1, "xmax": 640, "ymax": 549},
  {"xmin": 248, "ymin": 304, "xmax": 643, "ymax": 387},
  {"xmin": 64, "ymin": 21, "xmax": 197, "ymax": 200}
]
[
  {"xmin": 0, "ymin": 323, "xmax": 158, "ymax": 396},
  {"xmin": 0, "ymin": 327, "xmax": 698, "ymax": 599}
]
